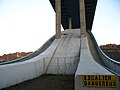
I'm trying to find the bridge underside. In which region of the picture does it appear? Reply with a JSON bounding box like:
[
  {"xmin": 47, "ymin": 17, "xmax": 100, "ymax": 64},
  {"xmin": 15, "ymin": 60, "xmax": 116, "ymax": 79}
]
[{"xmin": 49, "ymin": 0, "xmax": 97, "ymax": 30}]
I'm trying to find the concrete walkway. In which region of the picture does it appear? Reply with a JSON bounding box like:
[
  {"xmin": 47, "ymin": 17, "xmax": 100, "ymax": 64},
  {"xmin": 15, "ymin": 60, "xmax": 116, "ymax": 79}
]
[{"xmin": 3, "ymin": 75, "xmax": 74, "ymax": 90}]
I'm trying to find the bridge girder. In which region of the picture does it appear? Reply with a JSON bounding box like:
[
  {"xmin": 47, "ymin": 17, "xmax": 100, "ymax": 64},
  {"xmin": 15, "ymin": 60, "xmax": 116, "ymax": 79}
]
[{"xmin": 49, "ymin": 0, "xmax": 98, "ymax": 31}]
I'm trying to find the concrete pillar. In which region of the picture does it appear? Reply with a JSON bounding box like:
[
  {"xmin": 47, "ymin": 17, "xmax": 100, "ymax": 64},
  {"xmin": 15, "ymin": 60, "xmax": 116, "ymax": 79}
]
[
  {"xmin": 55, "ymin": 0, "xmax": 61, "ymax": 39},
  {"xmin": 80, "ymin": 0, "xmax": 86, "ymax": 37},
  {"xmin": 69, "ymin": 17, "xmax": 72, "ymax": 29}
]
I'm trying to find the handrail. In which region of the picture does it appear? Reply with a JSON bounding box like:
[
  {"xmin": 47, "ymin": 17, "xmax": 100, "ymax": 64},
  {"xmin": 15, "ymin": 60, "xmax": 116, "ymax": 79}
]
[
  {"xmin": 87, "ymin": 30, "xmax": 120, "ymax": 76},
  {"xmin": 0, "ymin": 35, "xmax": 55, "ymax": 65}
]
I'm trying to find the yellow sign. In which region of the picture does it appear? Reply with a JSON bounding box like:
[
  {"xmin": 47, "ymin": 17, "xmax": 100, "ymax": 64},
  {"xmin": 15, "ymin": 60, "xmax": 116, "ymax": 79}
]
[{"xmin": 82, "ymin": 75, "xmax": 117, "ymax": 88}]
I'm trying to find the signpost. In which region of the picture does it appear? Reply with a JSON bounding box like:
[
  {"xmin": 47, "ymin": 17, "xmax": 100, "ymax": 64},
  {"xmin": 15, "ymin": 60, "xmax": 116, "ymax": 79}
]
[{"xmin": 82, "ymin": 75, "xmax": 117, "ymax": 88}]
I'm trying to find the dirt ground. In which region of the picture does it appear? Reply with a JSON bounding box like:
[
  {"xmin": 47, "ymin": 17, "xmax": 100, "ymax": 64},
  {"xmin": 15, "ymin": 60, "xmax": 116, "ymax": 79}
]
[{"xmin": 2, "ymin": 74, "xmax": 74, "ymax": 90}]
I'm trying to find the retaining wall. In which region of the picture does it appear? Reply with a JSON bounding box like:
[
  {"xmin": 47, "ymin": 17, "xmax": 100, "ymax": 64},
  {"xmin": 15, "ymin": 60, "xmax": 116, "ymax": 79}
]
[{"xmin": 75, "ymin": 37, "xmax": 120, "ymax": 90}]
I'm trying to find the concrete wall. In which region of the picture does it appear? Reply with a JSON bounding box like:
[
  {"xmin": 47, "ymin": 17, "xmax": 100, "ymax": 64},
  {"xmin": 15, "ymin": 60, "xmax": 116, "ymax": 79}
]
[
  {"xmin": 87, "ymin": 30, "xmax": 120, "ymax": 76},
  {"xmin": 0, "ymin": 29, "xmax": 81, "ymax": 89},
  {"xmin": 0, "ymin": 39, "xmax": 61, "ymax": 89},
  {"xmin": 75, "ymin": 37, "xmax": 120, "ymax": 90}
]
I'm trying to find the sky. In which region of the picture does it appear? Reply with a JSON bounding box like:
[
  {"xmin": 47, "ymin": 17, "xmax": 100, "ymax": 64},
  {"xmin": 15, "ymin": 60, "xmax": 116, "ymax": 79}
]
[
  {"xmin": 0, "ymin": 0, "xmax": 120, "ymax": 55},
  {"xmin": 92, "ymin": 0, "xmax": 120, "ymax": 45}
]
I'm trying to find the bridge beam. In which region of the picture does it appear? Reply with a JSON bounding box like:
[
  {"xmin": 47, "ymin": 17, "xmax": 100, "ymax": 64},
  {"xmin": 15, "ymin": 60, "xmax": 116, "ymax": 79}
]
[
  {"xmin": 55, "ymin": 0, "xmax": 61, "ymax": 39},
  {"xmin": 79, "ymin": 0, "xmax": 86, "ymax": 37}
]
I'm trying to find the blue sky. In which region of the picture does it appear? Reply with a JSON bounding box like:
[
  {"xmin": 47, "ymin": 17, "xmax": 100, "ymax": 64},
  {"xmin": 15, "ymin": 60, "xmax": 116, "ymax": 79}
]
[
  {"xmin": 92, "ymin": 0, "xmax": 120, "ymax": 45},
  {"xmin": 0, "ymin": 0, "xmax": 120, "ymax": 55}
]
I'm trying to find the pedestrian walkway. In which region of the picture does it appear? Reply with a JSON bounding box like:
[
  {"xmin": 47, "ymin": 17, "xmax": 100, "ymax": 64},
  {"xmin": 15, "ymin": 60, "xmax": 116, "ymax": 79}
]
[{"xmin": 3, "ymin": 75, "xmax": 74, "ymax": 90}]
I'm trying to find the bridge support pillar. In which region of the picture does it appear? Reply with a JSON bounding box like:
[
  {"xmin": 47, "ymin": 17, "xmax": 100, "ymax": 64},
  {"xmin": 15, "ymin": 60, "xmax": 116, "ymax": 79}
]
[
  {"xmin": 69, "ymin": 17, "xmax": 72, "ymax": 29},
  {"xmin": 55, "ymin": 0, "xmax": 61, "ymax": 39},
  {"xmin": 79, "ymin": 0, "xmax": 86, "ymax": 37}
]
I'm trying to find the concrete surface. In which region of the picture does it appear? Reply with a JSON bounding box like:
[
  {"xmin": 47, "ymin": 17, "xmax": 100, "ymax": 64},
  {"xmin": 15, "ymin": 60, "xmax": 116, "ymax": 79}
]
[
  {"xmin": 1, "ymin": 29, "xmax": 119, "ymax": 90},
  {"xmin": 0, "ymin": 37, "xmax": 61, "ymax": 89},
  {"xmin": 4, "ymin": 75, "xmax": 74, "ymax": 90},
  {"xmin": 75, "ymin": 37, "xmax": 120, "ymax": 90},
  {"xmin": 46, "ymin": 29, "xmax": 81, "ymax": 74},
  {"xmin": 0, "ymin": 29, "xmax": 81, "ymax": 89}
]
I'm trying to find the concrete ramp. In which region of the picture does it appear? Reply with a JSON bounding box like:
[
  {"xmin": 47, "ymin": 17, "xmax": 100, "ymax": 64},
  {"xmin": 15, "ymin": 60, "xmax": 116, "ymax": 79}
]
[
  {"xmin": 45, "ymin": 29, "xmax": 81, "ymax": 74},
  {"xmin": 75, "ymin": 37, "xmax": 120, "ymax": 90},
  {"xmin": 1, "ymin": 28, "xmax": 119, "ymax": 89}
]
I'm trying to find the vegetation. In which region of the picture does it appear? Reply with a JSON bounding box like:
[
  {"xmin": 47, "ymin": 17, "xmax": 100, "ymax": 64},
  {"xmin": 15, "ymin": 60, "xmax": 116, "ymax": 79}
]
[
  {"xmin": 0, "ymin": 52, "xmax": 32, "ymax": 62},
  {"xmin": 1, "ymin": 44, "xmax": 120, "ymax": 62},
  {"xmin": 100, "ymin": 44, "xmax": 120, "ymax": 62}
]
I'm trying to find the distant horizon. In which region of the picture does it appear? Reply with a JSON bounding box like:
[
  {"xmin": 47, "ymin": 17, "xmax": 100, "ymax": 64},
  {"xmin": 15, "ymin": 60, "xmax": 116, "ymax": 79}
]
[{"xmin": 0, "ymin": 43, "xmax": 119, "ymax": 56}]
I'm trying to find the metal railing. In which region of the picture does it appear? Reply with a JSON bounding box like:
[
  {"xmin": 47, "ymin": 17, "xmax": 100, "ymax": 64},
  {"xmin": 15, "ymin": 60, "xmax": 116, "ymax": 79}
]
[
  {"xmin": 0, "ymin": 35, "xmax": 55, "ymax": 65},
  {"xmin": 87, "ymin": 30, "xmax": 120, "ymax": 76}
]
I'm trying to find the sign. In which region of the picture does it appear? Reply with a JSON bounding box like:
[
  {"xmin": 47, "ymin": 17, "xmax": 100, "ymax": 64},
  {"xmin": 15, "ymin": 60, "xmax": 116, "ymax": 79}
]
[{"xmin": 82, "ymin": 75, "xmax": 117, "ymax": 88}]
